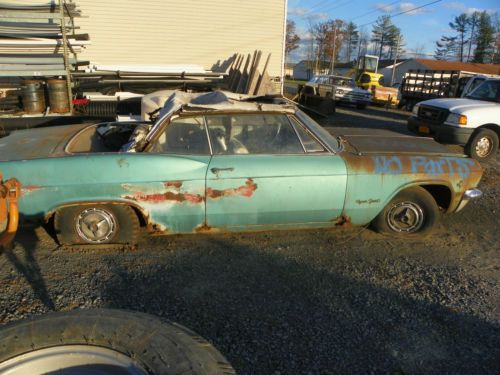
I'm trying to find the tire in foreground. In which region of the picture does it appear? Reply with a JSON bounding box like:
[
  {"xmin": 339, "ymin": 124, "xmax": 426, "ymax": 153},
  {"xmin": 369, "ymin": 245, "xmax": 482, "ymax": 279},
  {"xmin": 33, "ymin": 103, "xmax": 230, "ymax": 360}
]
[{"xmin": 0, "ymin": 309, "xmax": 235, "ymax": 375}]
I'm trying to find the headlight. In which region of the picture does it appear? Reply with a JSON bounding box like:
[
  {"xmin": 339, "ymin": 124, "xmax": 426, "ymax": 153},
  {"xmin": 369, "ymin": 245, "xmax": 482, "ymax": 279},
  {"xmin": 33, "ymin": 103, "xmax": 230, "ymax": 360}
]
[
  {"xmin": 446, "ymin": 113, "xmax": 467, "ymax": 125},
  {"xmin": 412, "ymin": 104, "xmax": 419, "ymax": 115}
]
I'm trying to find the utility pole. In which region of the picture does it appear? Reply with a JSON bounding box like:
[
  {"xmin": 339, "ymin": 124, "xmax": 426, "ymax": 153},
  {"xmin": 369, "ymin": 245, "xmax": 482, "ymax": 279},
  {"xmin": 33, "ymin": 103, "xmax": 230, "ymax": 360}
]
[
  {"xmin": 329, "ymin": 26, "xmax": 337, "ymax": 75},
  {"xmin": 390, "ymin": 34, "xmax": 401, "ymax": 86}
]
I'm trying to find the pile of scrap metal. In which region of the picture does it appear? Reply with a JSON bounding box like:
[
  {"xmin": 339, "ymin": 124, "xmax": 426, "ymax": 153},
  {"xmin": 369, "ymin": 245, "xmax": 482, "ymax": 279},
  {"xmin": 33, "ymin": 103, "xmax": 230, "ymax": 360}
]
[
  {"xmin": 0, "ymin": 1, "xmax": 88, "ymax": 115},
  {"xmin": 0, "ymin": 173, "xmax": 20, "ymax": 248}
]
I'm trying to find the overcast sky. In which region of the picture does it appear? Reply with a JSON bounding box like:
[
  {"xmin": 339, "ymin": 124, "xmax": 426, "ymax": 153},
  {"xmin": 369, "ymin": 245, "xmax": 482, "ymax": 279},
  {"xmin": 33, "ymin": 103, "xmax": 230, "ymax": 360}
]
[{"xmin": 287, "ymin": 0, "xmax": 500, "ymax": 62}]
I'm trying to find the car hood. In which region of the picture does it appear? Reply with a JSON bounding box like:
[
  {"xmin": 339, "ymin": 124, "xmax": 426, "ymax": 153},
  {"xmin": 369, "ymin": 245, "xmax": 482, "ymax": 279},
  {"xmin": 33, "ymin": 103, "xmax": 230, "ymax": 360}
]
[
  {"xmin": 0, "ymin": 124, "xmax": 88, "ymax": 161},
  {"xmin": 332, "ymin": 128, "xmax": 463, "ymax": 157},
  {"xmin": 419, "ymin": 98, "xmax": 498, "ymax": 111}
]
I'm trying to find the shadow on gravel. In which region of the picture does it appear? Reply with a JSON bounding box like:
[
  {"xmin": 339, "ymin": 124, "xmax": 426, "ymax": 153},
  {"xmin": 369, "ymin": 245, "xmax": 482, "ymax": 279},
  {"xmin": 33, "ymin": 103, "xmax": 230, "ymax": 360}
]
[
  {"xmin": 3, "ymin": 227, "xmax": 54, "ymax": 310},
  {"xmin": 99, "ymin": 237, "xmax": 499, "ymax": 375}
]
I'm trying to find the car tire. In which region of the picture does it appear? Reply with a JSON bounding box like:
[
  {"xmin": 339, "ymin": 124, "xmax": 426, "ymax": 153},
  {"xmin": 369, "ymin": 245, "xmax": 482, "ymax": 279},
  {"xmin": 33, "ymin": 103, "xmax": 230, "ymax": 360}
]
[
  {"xmin": 54, "ymin": 204, "xmax": 139, "ymax": 248},
  {"xmin": 372, "ymin": 187, "xmax": 439, "ymax": 237},
  {"xmin": 465, "ymin": 128, "xmax": 498, "ymax": 161},
  {"xmin": 0, "ymin": 309, "xmax": 235, "ymax": 375}
]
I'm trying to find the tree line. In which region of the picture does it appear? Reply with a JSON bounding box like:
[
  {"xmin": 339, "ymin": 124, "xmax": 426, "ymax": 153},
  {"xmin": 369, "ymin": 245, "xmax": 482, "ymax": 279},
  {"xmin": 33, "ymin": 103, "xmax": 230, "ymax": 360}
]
[
  {"xmin": 286, "ymin": 15, "xmax": 405, "ymax": 71},
  {"xmin": 434, "ymin": 11, "xmax": 499, "ymax": 63}
]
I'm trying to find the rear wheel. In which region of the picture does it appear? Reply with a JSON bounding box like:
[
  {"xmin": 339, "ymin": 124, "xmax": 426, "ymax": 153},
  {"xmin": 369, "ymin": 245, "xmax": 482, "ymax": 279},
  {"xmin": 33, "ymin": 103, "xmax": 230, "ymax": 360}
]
[
  {"xmin": 0, "ymin": 309, "xmax": 235, "ymax": 375},
  {"xmin": 54, "ymin": 204, "xmax": 139, "ymax": 248},
  {"xmin": 372, "ymin": 187, "xmax": 439, "ymax": 237},
  {"xmin": 465, "ymin": 128, "xmax": 498, "ymax": 161}
]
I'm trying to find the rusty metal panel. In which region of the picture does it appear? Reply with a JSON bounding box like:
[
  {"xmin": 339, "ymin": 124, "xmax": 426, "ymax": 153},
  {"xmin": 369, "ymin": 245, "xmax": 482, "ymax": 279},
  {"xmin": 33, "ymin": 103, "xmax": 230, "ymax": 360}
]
[
  {"xmin": 0, "ymin": 154, "xmax": 210, "ymax": 234},
  {"xmin": 205, "ymin": 154, "xmax": 347, "ymax": 229},
  {"xmin": 341, "ymin": 152, "xmax": 482, "ymax": 224}
]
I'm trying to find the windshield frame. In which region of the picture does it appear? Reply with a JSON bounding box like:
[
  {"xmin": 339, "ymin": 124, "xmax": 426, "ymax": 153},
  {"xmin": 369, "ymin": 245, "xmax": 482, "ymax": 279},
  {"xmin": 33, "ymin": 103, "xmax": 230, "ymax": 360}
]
[{"xmin": 465, "ymin": 79, "xmax": 500, "ymax": 103}]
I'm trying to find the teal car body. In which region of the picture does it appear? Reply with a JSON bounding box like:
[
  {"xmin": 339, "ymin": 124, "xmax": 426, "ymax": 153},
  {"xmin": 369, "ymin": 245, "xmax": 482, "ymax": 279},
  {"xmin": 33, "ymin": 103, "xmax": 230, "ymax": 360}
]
[{"xmin": 0, "ymin": 91, "xmax": 483, "ymax": 245}]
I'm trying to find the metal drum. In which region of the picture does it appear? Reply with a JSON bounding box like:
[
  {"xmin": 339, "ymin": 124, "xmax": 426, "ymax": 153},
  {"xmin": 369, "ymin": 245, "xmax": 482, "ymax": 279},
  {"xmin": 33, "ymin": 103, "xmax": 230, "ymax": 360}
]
[
  {"xmin": 47, "ymin": 79, "xmax": 70, "ymax": 113},
  {"xmin": 21, "ymin": 80, "xmax": 45, "ymax": 114}
]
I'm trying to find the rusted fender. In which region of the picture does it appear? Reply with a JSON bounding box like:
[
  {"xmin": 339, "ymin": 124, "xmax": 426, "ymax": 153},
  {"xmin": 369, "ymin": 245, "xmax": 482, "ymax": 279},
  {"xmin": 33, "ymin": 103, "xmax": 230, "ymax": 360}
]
[{"xmin": 0, "ymin": 175, "xmax": 21, "ymax": 248}]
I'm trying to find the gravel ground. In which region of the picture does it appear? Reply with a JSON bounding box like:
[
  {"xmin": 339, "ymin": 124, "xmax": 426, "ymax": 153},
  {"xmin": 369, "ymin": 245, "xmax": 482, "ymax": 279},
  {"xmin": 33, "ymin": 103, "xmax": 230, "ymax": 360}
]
[{"xmin": 0, "ymin": 106, "xmax": 499, "ymax": 374}]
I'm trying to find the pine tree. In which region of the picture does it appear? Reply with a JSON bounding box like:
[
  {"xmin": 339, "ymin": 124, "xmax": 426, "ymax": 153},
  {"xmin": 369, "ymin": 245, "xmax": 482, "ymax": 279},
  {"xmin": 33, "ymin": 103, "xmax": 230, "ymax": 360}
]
[
  {"xmin": 371, "ymin": 16, "xmax": 395, "ymax": 59},
  {"xmin": 449, "ymin": 13, "xmax": 469, "ymax": 61},
  {"xmin": 343, "ymin": 22, "xmax": 359, "ymax": 63},
  {"xmin": 434, "ymin": 36, "xmax": 457, "ymax": 60},
  {"xmin": 466, "ymin": 12, "xmax": 480, "ymax": 62},
  {"xmin": 473, "ymin": 11, "xmax": 495, "ymax": 63}
]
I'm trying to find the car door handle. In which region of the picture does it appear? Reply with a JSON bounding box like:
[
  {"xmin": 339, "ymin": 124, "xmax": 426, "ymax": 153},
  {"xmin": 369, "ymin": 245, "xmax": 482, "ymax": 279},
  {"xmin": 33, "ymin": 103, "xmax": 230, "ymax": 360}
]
[{"xmin": 210, "ymin": 167, "xmax": 234, "ymax": 174}]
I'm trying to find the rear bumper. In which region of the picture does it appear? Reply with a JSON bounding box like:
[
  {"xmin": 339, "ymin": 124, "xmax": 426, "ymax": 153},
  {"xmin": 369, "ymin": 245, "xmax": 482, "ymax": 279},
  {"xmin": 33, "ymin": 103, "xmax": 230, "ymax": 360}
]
[{"xmin": 407, "ymin": 116, "xmax": 474, "ymax": 145}]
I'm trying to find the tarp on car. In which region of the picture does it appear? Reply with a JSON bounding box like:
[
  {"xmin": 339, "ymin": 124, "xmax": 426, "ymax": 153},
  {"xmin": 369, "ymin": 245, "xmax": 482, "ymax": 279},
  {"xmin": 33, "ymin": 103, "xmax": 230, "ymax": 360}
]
[{"xmin": 141, "ymin": 90, "xmax": 295, "ymax": 122}]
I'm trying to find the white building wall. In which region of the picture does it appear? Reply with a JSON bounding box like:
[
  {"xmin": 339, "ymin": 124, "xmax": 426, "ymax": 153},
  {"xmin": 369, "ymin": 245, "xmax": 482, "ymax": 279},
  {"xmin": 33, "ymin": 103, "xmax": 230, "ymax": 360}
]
[
  {"xmin": 380, "ymin": 59, "xmax": 427, "ymax": 86},
  {"xmin": 76, "ymin": 0, "xmax": 286, "ymax": 78}
]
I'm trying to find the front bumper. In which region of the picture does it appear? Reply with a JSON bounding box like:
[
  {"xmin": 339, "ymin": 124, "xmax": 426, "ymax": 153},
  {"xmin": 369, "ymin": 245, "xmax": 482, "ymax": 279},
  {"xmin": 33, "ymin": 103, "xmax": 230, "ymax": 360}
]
[
  {"xmin": 407, "ymin": 116, "xmax": 474, "ymax": 145},
  {"xmin": 456, "ymin": 188, "xmax": 483, "ymax": 212}
]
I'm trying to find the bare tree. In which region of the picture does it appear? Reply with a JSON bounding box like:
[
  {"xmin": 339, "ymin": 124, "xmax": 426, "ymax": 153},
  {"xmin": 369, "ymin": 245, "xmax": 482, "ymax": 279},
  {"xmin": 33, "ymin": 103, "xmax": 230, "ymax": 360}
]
[{"xmin": 286, "ymin": 20, "xmax": 300, "ymax": 56}]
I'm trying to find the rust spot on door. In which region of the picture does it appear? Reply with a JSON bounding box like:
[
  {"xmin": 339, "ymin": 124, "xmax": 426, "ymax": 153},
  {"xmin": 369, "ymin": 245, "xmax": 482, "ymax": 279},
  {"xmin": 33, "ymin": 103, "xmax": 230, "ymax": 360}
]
[{"xmin": 207, "ymin": 178, "xmax": 257, "ymax": 199}]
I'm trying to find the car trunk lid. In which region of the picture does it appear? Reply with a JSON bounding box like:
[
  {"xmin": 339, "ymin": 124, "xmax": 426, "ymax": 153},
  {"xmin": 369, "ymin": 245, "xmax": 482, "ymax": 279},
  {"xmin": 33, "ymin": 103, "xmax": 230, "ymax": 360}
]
[{"xmin": 0, "ymin": 124, "xmax": 87, "ymax": 161}]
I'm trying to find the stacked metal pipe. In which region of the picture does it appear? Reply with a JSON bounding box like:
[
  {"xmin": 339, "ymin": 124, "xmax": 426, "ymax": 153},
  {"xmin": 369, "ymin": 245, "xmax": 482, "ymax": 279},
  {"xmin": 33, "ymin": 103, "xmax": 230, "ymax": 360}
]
[{"xmin": 0, "ymin": 1, "xmax": 89, "ymax": 77}]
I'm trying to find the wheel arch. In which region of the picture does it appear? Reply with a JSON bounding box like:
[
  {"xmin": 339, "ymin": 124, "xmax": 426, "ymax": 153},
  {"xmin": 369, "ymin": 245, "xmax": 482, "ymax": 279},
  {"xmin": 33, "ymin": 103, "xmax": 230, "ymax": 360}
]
[
  {"xmin": 45, "ymin": 200, "xmax": 148, "ymax": 227},
  {"xmin": 378, "ymin": 181, "xmax": 454, "ymax": 215},
  {"xmin": 476, "ymin": 123, "xmax": 500, "ymax": 137}
]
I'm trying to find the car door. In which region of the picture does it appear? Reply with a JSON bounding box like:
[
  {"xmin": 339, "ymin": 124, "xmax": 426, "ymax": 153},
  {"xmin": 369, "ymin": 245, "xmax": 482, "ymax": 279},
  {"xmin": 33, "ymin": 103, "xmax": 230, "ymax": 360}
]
[
  {"xmin": 123, "ymin": 116, "xmax": 211, "ymax": 233},
  {"xmin": 205, "ymin": 113, "xmax": 347, "ymax": 231}
]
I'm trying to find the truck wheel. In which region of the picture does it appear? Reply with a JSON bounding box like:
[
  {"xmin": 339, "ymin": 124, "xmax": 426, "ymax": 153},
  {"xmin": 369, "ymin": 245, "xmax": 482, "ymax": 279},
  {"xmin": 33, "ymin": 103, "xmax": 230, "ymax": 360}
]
[
  {"xmin": 0, "ymin": 309, "xmax": 235, "ymax": 375},
  {"xmin": 372, "ymin": 187, "xmax": 439, "ymax": 237},
  {"xmin": 465, "ymin": 129, "xmax": 498, "ymax": 161},
  {"xmin": 54, "ymin": 204, "xmax": 139, "ymax": 248}
]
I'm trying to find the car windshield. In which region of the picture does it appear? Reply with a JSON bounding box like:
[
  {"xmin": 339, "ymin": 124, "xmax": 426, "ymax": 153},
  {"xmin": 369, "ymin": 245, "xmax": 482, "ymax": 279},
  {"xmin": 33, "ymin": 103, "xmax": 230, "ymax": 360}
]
[
  {"xmin": 465, "ymin": 80, "xmax": 500, "ymax": 103},
  {"xmin": 295, "ymin": 110, "xmax": 340, "ymax": 151}
]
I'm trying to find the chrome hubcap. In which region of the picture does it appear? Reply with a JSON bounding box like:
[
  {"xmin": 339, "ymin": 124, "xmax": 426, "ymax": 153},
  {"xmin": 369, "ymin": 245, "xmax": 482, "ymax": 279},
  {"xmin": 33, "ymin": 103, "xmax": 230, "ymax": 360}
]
[
  {"xmin": 0, "ymin": 345, "xmax": 147, "ymax": 374},
  {"xmin": 475, "ymin": 136, "xmax": 493, "ymax": 158},
  {"xmin": 387, "ymin": 201, "xmax": 424, "ymax": 233},
  {"xmin": 76, "ymin": 208, "xmax": 116, "ymax": 243}
]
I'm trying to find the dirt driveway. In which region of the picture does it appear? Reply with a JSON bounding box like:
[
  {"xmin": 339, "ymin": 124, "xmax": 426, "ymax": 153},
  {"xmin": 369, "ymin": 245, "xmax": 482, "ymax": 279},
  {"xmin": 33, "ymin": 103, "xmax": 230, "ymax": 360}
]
[{"xmin": 0, "ymin": 106, "xmax": 498, "ymax": 374}]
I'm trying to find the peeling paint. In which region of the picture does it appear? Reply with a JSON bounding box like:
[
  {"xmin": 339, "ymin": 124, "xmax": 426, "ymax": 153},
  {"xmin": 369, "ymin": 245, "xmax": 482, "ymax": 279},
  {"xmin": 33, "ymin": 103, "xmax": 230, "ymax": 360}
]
[
  {"xmin": 207, "ymin": 178, "xmax": 258, "ymax": 199},
  {"xmin": 116, "ymin": 158, "xmax": 129, "ymax": 168},
  {"xmin": 355, "ymin": 198, "xmax": 381, "ymax": 205},
  {"xmin": 21, "ymin": 185, "xmax": 43, "ymax": 196}
]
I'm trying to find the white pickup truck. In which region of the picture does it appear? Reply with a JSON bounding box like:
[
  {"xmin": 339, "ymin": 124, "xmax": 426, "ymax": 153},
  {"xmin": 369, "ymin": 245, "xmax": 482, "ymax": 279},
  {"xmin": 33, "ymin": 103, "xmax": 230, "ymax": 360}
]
[{"xmin": 408, "ymin": 78, "xmax": 499, "ymax": 161}]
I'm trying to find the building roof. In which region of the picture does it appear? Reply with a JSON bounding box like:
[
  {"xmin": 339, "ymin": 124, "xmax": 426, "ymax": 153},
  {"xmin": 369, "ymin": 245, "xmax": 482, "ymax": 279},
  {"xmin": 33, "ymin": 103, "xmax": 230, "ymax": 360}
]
[
  {"xmin": 415, "ymin": 59, "xmax": 500, "ymax": 75},
  {"xmin": 295, "ymin": 60, "xmax": 331, "ymax": 69}
]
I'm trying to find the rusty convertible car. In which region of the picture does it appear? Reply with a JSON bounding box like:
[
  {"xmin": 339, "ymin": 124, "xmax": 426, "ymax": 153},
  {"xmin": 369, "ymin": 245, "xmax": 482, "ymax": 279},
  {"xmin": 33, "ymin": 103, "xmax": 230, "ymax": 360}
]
[{"xmin": 0, "ymin": 91, "xmax": 483, "ymax": 248}]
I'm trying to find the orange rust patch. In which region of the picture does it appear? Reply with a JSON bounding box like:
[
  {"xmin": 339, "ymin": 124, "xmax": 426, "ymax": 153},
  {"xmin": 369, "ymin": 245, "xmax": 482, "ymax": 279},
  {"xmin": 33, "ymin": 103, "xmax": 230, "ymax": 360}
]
[
  {"xmin": 164, "ymin": 181, "xmax": 183, "ymax": 188},
  {"xmin": 332, "ymin": 215, "xmax": 352, "ymax": 226},
  {"xmin": 207, "ymin": 178, "xmax": 257, "ymax": 199},
  {"xmin": 125, "ymin": 191, "xmax": 204, "ymax": 204}
]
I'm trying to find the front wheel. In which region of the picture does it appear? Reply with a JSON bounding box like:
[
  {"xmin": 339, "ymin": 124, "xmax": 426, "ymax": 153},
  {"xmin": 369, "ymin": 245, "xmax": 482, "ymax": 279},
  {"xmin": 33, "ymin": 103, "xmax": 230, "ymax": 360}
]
[
  {"xmin": 372, "ymin": 187, "xmax": 439, "ymax": 237},
  {"xmin": 0, "ymin": 309, "xmax": 235, "ymax": 375},
  {"xmin": 465, "ymin": 128, "xmax": 498, "ymax": 161}
]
